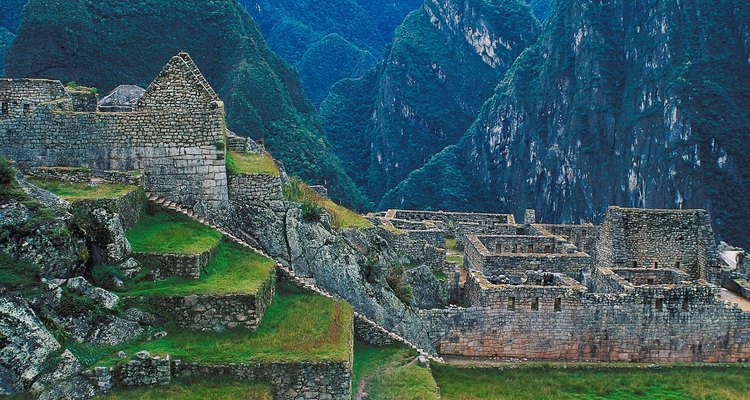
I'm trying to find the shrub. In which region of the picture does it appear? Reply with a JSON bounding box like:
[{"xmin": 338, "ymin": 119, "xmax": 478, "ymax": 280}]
[
  {"xmin": 91, "ymin": 265, "xmax": 124, "ymax": 291},
  {"xmin": 386, "ymin": 266, "xmax": 413, "ymax": 304},
  {"xmin": 0, "ymin": 157, "xmax": 15, "ymax": 185},
  {"xmin": 301, "ymin": 201, "xmax": 324, "ymax": 222}
]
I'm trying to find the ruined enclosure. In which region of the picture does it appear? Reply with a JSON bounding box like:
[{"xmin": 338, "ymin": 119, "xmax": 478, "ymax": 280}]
[{"xmin": 385, "ymin": 207, "xmax": 750, "ymax": 362}]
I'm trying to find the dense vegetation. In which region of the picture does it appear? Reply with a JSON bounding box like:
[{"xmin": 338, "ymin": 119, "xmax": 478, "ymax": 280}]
[
  {"xmin": 0, "ymin": 27, "xmax": 13, "ymax": 76},
  {"xmin": 320, "ymin": 0, "xmax": 540, "ymax": 204},
  {"xmin": 241, "ymin": 0, "xmax": 421, "ymax": 104},
  {"xmin": 433, "ymin": 365, "xmax": 750, "ymax": 399},
  {"xmin": 5, "ymin": 0, "xmax": 370, "ymax": 210}
]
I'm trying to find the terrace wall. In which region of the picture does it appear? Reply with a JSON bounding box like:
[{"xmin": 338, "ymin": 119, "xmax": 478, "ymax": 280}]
[
  {"xmin": 228, "ymin": 173, "xmax": 283, "ymax": 203},
  {"xmin": 421, "ymin": 284, "xmax": 750, "ymax": 362}
]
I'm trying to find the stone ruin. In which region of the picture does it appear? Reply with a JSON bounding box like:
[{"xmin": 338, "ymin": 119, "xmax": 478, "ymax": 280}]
[{"xmin": 382, "ymin": 206, "xmax": 750, "ymax": 362}]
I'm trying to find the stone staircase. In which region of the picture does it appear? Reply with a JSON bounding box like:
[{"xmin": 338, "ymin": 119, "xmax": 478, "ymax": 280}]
[{"xmin": 145, "ymin": 193, "xmax": 444, "ymax": 363}]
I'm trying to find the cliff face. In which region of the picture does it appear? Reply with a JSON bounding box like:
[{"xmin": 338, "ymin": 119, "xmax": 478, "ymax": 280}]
[
  {"xmin": 4, "ymin": 0, "xmax": 370, "ymax": 210},
  {"xmin": 321, "ymin": 0, "xmax": 540, "ymax": 202},
  {"xmin": 384, "ymin": 0, "xmax": 750, "ymax": 247},
  {"xmin": 0, "ymin": 0, "xmax": 26, "ymax": 33},
  {"xmin": 243, "ymin": 0, "xmax": 421, "ymax": 104}
]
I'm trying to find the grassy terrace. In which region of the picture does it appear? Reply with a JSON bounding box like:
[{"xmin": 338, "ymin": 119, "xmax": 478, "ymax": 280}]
[
  {"xmin": 433, "ymin": 364, "xmax": 750, "ymax": 400},
  {"xmin": 121, "ymin": 240, "xmax": 276, "ymax": 296},
  {"xmin": 284, "ymin": 178, "xmax": 373, "ymax": 230},
  {"xmin": 29, "ymin": 178, "xmax": 138, "ymax": 201},
  {"xmin": 126, "ymin": 212, "xmax": 222, "ymax": 255},
  {"xmin": 100, "ymin": 381, "xmax": 271, "ymax": 400},
  {"xmin": 353, "ymin": 343, "xmax": 440, "ymax": 400},
  {"xmin": 96, "ymin": 292, "xmax": 353, "ymax": 366},
  {"xmin": 226, "ymin": 151, "xmax": 279, "ymax": 176}
]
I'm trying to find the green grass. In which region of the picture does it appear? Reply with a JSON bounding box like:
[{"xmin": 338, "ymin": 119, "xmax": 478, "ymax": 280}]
[
  {"xmin": 226, "ymin": 151, "xmax": 279, "ymax": 176},
  {"xmin": 352, "ymin": 342, "xmax": 439, "ymax": 400},
  {"xmin": 125, "ymin": 212, "xmax": 222, "ymax": 255},
  {"xmin": 433, "ymin": 364, "xmax": 750, "ymax": 400},
  {"xmin": 29, "ymin": 178, "xmax": 137, "ymax": 201},
  {"xmin": 432, "ymin": 270, "xmax": 449, "ymax": 280},
  {"xmin": 120, "ymin": 240, "xmax": 276, "ymax": 296},
  {"xmin": 446, "ymin": 255, "xmax": 464, "ymax": 267},
  {"xmin": 445, "ymin": 237, "xmax": 458, "ymax": 251},
  {"xmin": 283, "ymin": 177, "xmax": 373, "ymax": 229},
  {"xmin": 0, "ymin": 252, "xmax": 40, "ymax": 295},
  {"xmin": 98, "ymin": 380, "xmax": 271, "ymax": 399},
  {"xmin": 96, "ymin": 292, "xmax": 353, "ymax": 366}
]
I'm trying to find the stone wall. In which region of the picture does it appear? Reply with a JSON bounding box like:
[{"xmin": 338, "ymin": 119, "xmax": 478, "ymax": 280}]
[
  {"xmin": 388, "ymin": 209, "xmax": 516, "ymax": 236},
  {"xmin": 596, "ymin": 207, "xmax": 718, "ymax": 281},
  {"xmin": 65, "ymin": 89, "xmax": 99, "ymax": 112},
  {"xmin": 421, "ymin": 284, "xmax": 750, "ymax": 362},
  {"xmin": 389, "ymin": 232, "xmax": 447, "ymax": 272},
  {"xmin": 465, "ymin": 235, "xmax": 591, "ymax": 279},
  {"xmin": 0, "ymin": 79, "xmax": 66, "ymax": 120},
  {"xmin": 132, "ymin": 246, "xmax": 216, "ymax": 280},
  {"xmin": 131, "ymin": 273, "xmax": 276, "ymax": 332},
  {"xmin": 354, "ymin": 316, "xmax": 395, "ymax": 346},
  {"xmin": 537, "ymin": 223, "xmax": 600, "ymax": 254},
  {"xmin": 228, "ymin": 173, "xmax": 283, "ymax": 203},
  {"xmin": 70, "ymin": 188, "xmax": 146, "ymax": 231},
  {"xmin": 0, "ymin": 54, "xmax": 230, "ymax": 221}
]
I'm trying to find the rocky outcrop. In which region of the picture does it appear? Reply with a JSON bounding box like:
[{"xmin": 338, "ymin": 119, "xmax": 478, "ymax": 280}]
[
  {"xmin": 230, "ymin": 195, "xmax": 438, "ymax": 353},
  {"xmin": 0, "ymin": 296, "xmax": 61, "ymax": 396},
  {"xmin": 404, "ymin": 265, "xmax": 449, "ymax": 309}
]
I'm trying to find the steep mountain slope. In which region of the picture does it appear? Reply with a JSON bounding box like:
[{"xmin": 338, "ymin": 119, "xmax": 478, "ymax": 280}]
[
  {"xmin": 320, "ymin": 0, "xmax": 540, "ymax": 202},
  {"xmin": 243, "ymin": 0, "xmax": 421, "ymax": 104},
  {"xmin": 526, "ymin": 0, "xmax": 553, "ymax": 21},
  {"xmin": 4, "ymin": 0, "xmax": 370, "ymax": 210},
  {"xmin": 0, "ymin": 0, "xmax": 26, "ymax": 32},
  {"xmin": 0, "ymin": 27, "xmax": 13, "ymax": 76},
  {"xmin": 384, "ymin": 0, "xmax": 750, "ymax": 247}
]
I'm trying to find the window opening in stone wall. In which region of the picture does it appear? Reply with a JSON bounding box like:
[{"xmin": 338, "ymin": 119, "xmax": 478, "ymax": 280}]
[
  {"xmin": 675, "ymin": 261, "xmax": 681, "ymax": 269},
  {"xmin": 647, "ymin": 278, "xmax": 655, "ymax": 285},
  {"xmin": 507, "ymin": 297, "xmax": 515, "ymax": 311},
  {"xmin": 531, "ymin": 297, "xmax": 539, "ymax": 311},
  {"xmin": 496, "ymin": 244, "xmax": 502, "ymax": 254},
  {"xmin": 554, "ymin": 298, "xmax": 562, "ymax": 312},
  {"xmin": 632, "ymin": 261, "xmax": 638, "ymax": 267},
  {"xmin": 1, "ymin": 102, "xmax": 7, "ymax": 114},
  {"xmin": 682, "ymin": 296, "xmax": 689, "ymax": 311},
  {"xmin": 513, "ymin": 244, "xmax": 518, "ymax": 253},
  {"xmin": 23, "ymin": 104, "xmax": 30, "ymax": 115},
  {"xmin": 653, "ymin": 262, "xmax": 658, "ymax": 268},
  {"xmin": 528, "ymin": 244, "xmax": 534, "ymax": 253},
  {"xmin": 544, "ymin": 245, "xmax": 551, "ymax": 253},
  {"xmin": 655, "ymin": 298, "xmax": 663, "ymax": 311}
]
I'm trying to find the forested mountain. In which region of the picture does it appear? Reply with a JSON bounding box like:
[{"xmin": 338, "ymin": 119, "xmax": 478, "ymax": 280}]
[
  {"xmin": 526, "ymin": 0, "xmax": 553, "ymax": 21},
  {"xmin": 0, "ymin": 0, "xmax": 26, "ymax": 76},
  {"xmin": 320, "ymin": 0, "xmax": 540, "ymax": 202},
  {"xmin": 4, "ymin": 0, "xmax": 370, "ymax": 210},
  {"xmin": 243, "ymin": 0, "xmax": 421, "ymax": 104},
  {"xmin": 383, "ymin": 0, "xmax": 750, "ymax": 247}
]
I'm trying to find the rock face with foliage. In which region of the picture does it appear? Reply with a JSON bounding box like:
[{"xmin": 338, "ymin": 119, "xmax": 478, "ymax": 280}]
[
  {"xmin": 320, "ymin": 0, "xmax": 540, "ymax": 202},
  {"xmin": 243, "ymin": 0, "xmax": 422, "ymax": 104},
  {"xmin": 383, "ymin": 0, "xmax": 750, "ymax": 248},
  {"xmin": 4, "ymin": 0, "xmax": 370, "ymax": 210}
]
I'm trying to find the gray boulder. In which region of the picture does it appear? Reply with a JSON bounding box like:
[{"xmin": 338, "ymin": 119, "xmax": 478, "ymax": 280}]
[
  {"xmin": 404, "ymin": 265, "xmax": 449, "ymax": 309},
  {"xmin": 66, "ymin": 277, "xmax": 119, "ymax": 310},
  {"xmin": 0, "ymin": 296, "xmax": 61, "ymax": 395}
]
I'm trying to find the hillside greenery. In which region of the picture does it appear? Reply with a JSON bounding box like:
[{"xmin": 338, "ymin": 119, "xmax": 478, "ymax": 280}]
[
  {"xmin": 354, "ymin": 343, "xmax": 439, "ymax": 400},
  {"xmin": 5, "ymin": 0, "xmax": 370, "ymax": 211},
  {"xmin": 241, "ymin": 0, "xmax": 420, "ymax": 103},
  {"xmin": 226, "ymin": 151, "xmax": 279, "ymax": 176},
  {"xmin": 320, "ymin": 0, "xmax": 540, "ymax": 204},
  {"xmin": 0, "ymin": 26, "xmax": 13, "ymax": 76}
]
